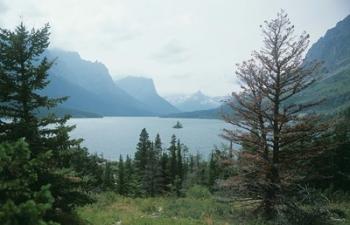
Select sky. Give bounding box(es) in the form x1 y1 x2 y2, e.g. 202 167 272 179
0 0 349 97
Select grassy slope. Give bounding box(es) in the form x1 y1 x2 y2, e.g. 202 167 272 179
77 192 350 225
77 192 256 225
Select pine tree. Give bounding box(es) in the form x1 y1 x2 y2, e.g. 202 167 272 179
177 140 184 182
168 134 178 184
222 11 326 217
155 133 162 155
102 161 115 190
189 155 195 174
143 142 163 196
124 155 138 196
175 139 185 197
0 140 56 225
331 110 350 190
134 128 152 195
160 151 171 193
134 128 151 173
0 23 91 222
208 151 220 191
117 155 126 195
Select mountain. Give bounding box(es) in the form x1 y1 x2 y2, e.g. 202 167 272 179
166 14 350 119
38 106 102 118
305 15 350 72
162 106 223 119
293 14 350 112
43 49 153 116
115 76 180 115
165 91 221 112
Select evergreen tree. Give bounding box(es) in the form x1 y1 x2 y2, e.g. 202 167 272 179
134 128 152 195
154 133 162 155
124 155 138 196
168 135 178 184
175 140 185 196
332 110 350 190
189 155 195 174
67 149 104 191
102 161 115 190
160 151 171 193
0 23 91 223
134 128 151 174
117 155 126 195
177 140 184 182
143 142 163 196
181 145 190 178
208 150 220 191
222 11 327 217
0 140 56 225
310 107 350 190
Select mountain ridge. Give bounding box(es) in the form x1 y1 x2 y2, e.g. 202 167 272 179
44 49 154 116
165 14 350 119
115 76 180 115
165 91 221 112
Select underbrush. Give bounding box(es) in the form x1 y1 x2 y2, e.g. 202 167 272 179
77 187 350 225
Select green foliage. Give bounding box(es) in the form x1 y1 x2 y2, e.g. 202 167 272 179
102 161 115 191
131 130 189 196
168 134 178 183
306 107 350 191
272 187 344 225
134 128 151 174
208 149 222 191
184 154 209 189
77 192 236 225
143 143 163 196
116 156 126 194
0 22 102 224
185 185 212 200
124 155 139 196
77 191 350 225
0 140 56 225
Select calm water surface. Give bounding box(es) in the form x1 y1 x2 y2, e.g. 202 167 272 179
68 117 230 160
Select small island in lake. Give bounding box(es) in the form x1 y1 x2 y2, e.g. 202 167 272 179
173 121 183 129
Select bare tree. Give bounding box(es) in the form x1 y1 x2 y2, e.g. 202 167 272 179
222 10 327 217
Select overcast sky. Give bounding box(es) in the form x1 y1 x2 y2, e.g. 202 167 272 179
0 0 349 96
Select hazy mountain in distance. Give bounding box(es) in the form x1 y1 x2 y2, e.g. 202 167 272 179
305 14 350 72
165 91 221 112
291 14 350 112
115 76 180 115
43 49 153 116
165 14 350 119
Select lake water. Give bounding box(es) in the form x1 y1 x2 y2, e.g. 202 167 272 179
68 117 230 160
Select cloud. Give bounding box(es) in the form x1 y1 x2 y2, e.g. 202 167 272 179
152 40 190 64
100 27 140 43
0 0 348 96
170 73 191 79
0 0 8 24
0 1 7 13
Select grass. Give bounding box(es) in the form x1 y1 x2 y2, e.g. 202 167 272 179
77 191 350 225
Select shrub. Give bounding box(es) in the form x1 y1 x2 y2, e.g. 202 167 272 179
186 185 212 200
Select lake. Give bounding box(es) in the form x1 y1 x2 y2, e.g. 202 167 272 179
68 117 230 160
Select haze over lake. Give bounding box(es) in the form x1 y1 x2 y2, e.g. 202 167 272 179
68 117 229 160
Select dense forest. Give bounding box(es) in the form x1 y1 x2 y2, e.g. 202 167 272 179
0 11 350 225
